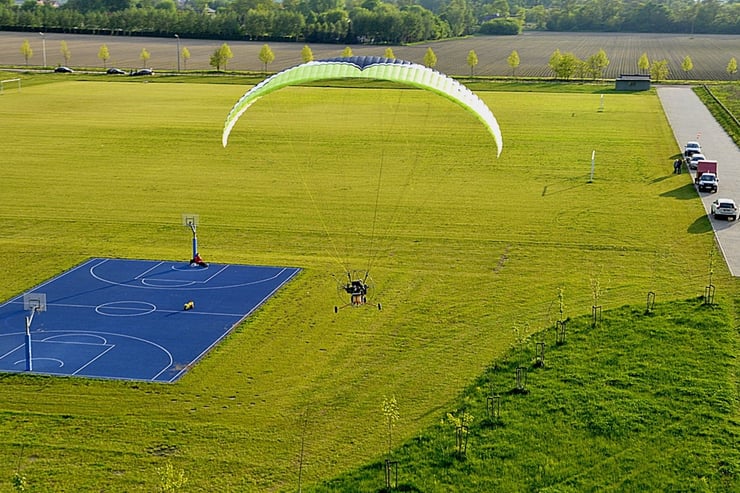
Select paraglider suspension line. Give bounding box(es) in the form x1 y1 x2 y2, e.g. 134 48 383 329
365 149 385 275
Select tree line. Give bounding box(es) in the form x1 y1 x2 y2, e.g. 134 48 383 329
22 31 737 81
1 0 737 45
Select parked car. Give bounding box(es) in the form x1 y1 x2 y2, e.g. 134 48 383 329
711 198 738 221
684 141 702 158
54 66 73 73
130 68 154 76
697 172 719 193
106 68 126 75
688 153 706 170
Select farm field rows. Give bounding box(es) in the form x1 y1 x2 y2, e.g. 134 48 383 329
1 30 739 80
0 77 736 490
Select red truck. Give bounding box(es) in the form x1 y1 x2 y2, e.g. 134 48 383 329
695 160 719 193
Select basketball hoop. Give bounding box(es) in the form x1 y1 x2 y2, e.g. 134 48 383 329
182 213 200 262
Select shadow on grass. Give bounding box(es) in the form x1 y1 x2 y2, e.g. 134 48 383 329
660 183 699 200
687 215 713 234
541 177 591 196
378 485 423 492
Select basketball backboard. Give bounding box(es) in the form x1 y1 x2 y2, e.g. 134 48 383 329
23 293 46 312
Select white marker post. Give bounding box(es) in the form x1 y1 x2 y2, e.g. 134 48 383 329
589 150 596 183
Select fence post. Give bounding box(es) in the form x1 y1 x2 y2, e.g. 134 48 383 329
555 319 566 345
516 366 527 392
384 459 398 489
592 305 602 327
486 394 501 420
646 291 656 313
535 342 545 367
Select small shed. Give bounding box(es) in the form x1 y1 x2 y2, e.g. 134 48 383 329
615 74 651 91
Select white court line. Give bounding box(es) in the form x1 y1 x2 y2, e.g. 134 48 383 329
42 334 109 344
0 344 24 360
168 267 301 382
0 258 99 310
73 344 117 376
8 299 245 318
89 262 300 290
134 261 164 280
203 264 229 283
1 330 174 382
177 309 250 317
89 261 299 291
15 357 64 367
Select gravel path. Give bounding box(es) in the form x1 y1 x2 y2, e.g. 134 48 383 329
658 86 740 275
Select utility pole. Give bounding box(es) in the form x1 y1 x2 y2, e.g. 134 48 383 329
39 32 47 68
175 34 180 72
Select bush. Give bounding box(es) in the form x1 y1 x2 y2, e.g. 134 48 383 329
478 18 522 35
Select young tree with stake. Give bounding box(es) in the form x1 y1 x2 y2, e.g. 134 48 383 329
424 47 437 68
139 48 150 68
60 41 71 66
638 52 649 74
650 60 669 81
301 45 313 63
507 50 520 77
548 49 561 78
382 396 399 457
182 47 190 70
20 40 32 66
587 48 609 80
98 44 110 68
726 57 736 79
259 44 274 72
211 43 234 71
467 49 478 76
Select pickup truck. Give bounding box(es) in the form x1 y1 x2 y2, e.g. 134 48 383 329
695 160 718 193
697 172 719 193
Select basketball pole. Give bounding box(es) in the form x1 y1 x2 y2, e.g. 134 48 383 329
24 307 38 372
189 221 198 259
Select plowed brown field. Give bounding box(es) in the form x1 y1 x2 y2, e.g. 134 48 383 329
1 30 738 80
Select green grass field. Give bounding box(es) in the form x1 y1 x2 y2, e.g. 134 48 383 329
315 299 739 492
0 77 736 491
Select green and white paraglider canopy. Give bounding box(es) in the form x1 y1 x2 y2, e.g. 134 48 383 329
222 56 503 157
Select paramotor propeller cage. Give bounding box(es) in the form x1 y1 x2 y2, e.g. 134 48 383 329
334 271 382 313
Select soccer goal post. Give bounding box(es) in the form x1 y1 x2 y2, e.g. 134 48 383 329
0 78 21 94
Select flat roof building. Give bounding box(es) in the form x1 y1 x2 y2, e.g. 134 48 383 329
615 74 651 91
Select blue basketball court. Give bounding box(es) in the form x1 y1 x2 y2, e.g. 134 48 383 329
0 258 300 383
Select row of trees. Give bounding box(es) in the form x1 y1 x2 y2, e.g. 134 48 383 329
541 0 739 34
0 0 517 44
2 0 737 46
21 34 738 81
545 48 738 82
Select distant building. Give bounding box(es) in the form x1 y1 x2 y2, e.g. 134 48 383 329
16 0 62 5
615 74 651 91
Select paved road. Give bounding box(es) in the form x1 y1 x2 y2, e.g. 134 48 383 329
658 86 740 275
